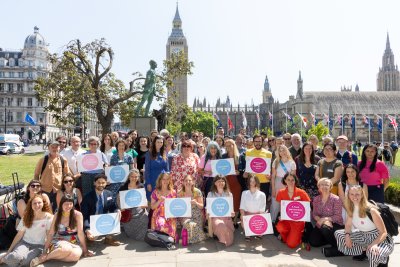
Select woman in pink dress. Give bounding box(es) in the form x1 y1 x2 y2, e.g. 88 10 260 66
207 175 235 246
171 140 200 191
150 172 177 238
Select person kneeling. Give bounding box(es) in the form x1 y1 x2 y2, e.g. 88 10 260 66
275 173 311 248
81 174 122 246
30 195 93 266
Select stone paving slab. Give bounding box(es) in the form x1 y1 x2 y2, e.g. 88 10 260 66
24 229 397 267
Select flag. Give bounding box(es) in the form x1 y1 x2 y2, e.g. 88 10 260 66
388 115 398 131
336 114 342 126
310 112 316 125
296 112 307 127
213 112 222 128
375 115 383 133
363 115 372 130
227 112 234 131
351 115 356 134
24 113 37 126
268 111 273 126
323 113 329 125
255 111 260 129
241 111 247 129
283 112 293 123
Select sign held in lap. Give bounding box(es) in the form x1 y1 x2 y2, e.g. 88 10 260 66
280 200 310 222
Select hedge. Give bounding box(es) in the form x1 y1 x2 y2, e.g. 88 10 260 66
385 183 400 206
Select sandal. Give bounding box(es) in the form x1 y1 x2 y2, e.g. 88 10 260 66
30 257 41 267
245 237 251 242
254 235 262 240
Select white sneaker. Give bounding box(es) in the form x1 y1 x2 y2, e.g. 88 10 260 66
0 252 7 264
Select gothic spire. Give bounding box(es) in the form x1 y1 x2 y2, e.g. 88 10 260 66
298 71 302 82
386 32 390 51
169 2 185 38
264 75 270 92
174 2 182 23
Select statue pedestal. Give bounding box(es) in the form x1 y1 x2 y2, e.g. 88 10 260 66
130 117 158 135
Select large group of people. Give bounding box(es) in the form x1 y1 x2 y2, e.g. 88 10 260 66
0 128 396 267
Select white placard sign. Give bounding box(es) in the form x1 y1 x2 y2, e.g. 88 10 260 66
90 213 120 236
165 197 192 219
280 200 311 222
77 153 103 172
211 158 236 176
105 165 129 183
206 197 233 217
119 188 147 209
245 156 271 175
243 213 274 236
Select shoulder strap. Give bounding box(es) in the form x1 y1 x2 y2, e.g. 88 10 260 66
40 155 49 177
60 156 65 174
319 159 324 178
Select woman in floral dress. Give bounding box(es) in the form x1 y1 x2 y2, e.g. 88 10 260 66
178 175 207 243
150 172 177 238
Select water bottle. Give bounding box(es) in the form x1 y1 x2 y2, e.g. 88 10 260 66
182 228 188 247
175 232 180 244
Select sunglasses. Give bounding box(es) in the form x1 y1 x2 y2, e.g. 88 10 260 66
192 135 198 138
58 141 67 144
30 184 41 188
283 138 291 140
89 143 98 146
63 180 74 184
182 145 191 148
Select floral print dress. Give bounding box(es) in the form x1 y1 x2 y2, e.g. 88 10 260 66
151 189 177 238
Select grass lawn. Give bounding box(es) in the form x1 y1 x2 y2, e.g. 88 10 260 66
0 152 42 186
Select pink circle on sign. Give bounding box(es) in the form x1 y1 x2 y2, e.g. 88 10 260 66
250 158 267 173
249 215 268 235
285 201 306 220
82 154 99 170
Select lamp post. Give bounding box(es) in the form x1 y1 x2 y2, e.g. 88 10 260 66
4 106 6 133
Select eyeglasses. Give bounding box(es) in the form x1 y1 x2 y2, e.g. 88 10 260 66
284 138 291 140
192 135 198 138
30 184 41 188
63 180 74 184
89 143 98 146
182 145 191 148
58 141 67 144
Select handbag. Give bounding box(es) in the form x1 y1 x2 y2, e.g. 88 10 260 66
120 209 132 223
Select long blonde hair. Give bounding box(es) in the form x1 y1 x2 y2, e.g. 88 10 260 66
274 145 293 169
345 186 376 218
225 139 239 165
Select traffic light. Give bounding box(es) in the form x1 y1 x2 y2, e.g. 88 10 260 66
40 125 45 133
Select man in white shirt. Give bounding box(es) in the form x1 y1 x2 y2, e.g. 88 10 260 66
62 136 85 187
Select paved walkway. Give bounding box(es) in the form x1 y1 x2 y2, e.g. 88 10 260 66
36 229 399 267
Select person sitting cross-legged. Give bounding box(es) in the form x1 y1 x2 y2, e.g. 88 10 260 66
81 174 122 246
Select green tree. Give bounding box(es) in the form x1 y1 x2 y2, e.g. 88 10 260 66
181 110 217 137
305 122 329 141
35 39 193 133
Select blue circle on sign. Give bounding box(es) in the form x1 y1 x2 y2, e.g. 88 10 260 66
170 198 187 217
95 214 115 235
211 198 229 216
110 166 126 182
125 190 142 207
215 159 232 175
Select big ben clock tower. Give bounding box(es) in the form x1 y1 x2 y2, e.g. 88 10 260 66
166 4 188 106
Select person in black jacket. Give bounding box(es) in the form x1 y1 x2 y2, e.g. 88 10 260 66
81 174 121 246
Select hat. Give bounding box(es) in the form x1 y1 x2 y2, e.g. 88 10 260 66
336 135 348 141
49 141 60 146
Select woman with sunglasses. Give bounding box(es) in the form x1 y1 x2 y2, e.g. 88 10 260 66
56 174 83 211
30 195 93 266
17 180 52 220
0 195 53 266
171 140 200 191
196 142 206 158
117 169 148 241
81 136 109 196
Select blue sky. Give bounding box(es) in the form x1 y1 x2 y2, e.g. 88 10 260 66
1 0 399 107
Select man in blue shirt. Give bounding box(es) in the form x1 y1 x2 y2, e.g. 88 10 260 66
335 135 358 167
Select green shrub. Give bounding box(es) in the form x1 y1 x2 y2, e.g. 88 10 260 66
385 183 400 206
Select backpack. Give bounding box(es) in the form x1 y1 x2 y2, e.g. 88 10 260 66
144 229 175 250
40 155 65 178
367 200 399 237
382 150 391 162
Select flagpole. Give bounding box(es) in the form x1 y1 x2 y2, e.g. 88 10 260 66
271 105 274 136
285 103 288 132
381 113 384 145
300 104 303 138
368 115 371 144
213 109 215 140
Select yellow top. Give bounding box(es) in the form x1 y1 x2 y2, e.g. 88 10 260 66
245 148 272 183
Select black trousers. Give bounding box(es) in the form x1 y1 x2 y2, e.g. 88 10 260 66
309 223 343 247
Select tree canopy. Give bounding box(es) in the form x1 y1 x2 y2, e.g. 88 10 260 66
35 38 193 133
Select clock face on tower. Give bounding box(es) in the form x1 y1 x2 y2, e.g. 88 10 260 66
172 47 182 54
